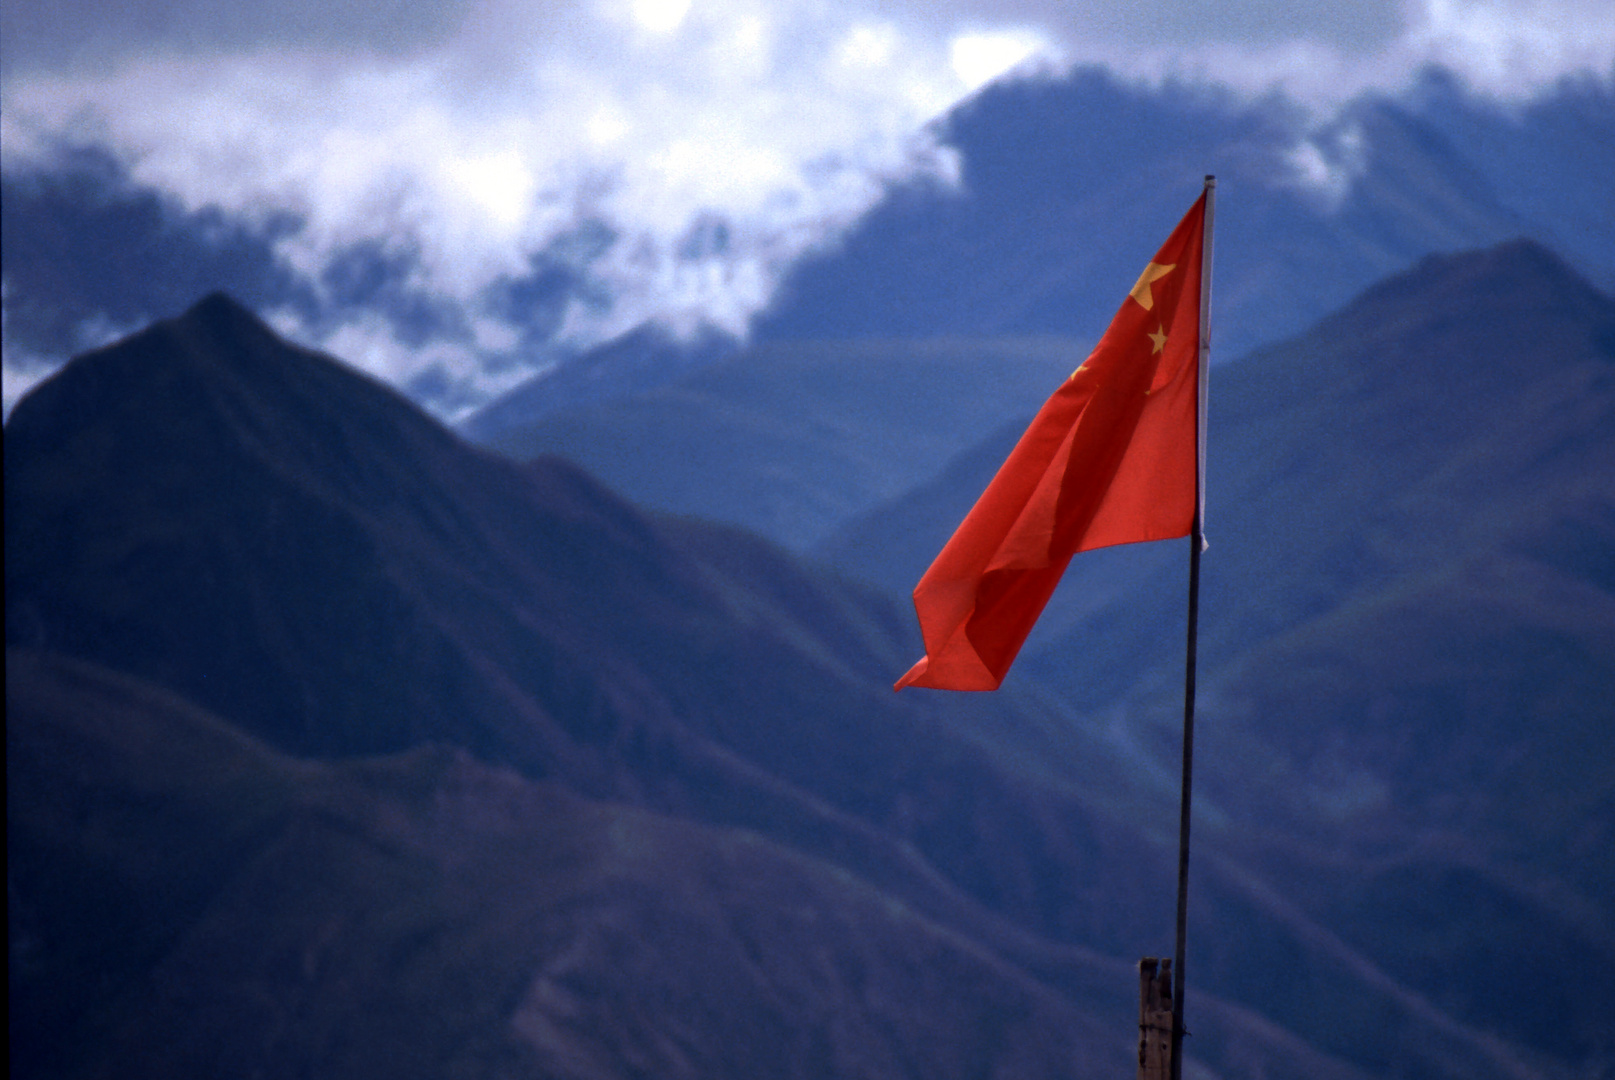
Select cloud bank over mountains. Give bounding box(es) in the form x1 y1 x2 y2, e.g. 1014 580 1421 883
4 0 1613 417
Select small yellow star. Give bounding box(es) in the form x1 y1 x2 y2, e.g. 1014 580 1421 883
1147 325 1168 353
1129 262 1177 311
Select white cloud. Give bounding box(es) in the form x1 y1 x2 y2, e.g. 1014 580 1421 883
1405 0 1615 95
630 0 694 35
1281 121 1369 210
1 360 51 420
2 0 1611 413
888 0 1614 105
2 328 55 417
2 0 993 413
264 304 533 422
950 29 1052 91
3 278 137 418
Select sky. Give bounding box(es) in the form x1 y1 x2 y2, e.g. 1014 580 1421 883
4 0 1614 417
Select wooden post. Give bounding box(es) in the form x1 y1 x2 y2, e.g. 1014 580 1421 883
1137 957 1174 1080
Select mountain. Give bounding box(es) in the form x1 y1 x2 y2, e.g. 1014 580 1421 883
827 239 1615 1065
462 70 1614 551
9 649 1118 1080
1400 69 1615 295
755 66 1614 357
472 336 1085 550
6 292 1579 1079
458 321 740 442
7 294 1074 927
824 239 1615 684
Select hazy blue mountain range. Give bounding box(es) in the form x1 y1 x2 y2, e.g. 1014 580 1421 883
462 70 1615 554
754 67 1615 352
883 239 1615 1068
474 336 1088 550
459 67 1615 454
9 289 1602 1078
6 65 1611 424
546 233 1615 1071
459 321 741 439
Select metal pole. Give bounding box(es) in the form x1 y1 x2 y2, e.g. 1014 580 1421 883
1169 174 1215 1080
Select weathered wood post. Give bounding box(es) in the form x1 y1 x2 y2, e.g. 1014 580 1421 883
1137 957 1173 1080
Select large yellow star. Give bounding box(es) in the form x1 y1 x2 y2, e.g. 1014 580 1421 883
1148 325 1168 353
1129 262 1176 311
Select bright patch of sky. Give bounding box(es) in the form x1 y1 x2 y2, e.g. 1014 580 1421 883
2 0 1611 416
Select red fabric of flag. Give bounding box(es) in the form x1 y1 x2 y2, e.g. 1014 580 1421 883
896 193 1207 691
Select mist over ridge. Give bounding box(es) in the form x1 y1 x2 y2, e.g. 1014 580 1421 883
6 34 1613 418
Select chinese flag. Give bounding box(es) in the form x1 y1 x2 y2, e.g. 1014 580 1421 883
896 192 1208 691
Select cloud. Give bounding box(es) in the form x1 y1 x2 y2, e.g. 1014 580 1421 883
2 329 55 421
3 278 139 419
0 0 464 74
894 0 1614 103
2 1 998 413
2 0 1611 416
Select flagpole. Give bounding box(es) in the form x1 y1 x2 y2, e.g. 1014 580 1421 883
1170 174 1214 1080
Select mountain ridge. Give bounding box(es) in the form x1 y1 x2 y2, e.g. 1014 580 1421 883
8 280 1609 1078
8 647 1131 1080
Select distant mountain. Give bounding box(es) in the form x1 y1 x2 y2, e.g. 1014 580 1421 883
473 336 1086 550
826 239 1615 1065
1400 69 1615 295
463 70 1613 549
458 321 739 442
6 293 1571 1079
755 67 1613 357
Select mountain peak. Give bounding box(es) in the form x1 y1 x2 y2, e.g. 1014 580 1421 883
4 290 471 493
1384 237 1597 303
183 289 269 331
1260 237 1615 395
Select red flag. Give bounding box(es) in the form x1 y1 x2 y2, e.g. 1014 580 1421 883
896 192 1208 691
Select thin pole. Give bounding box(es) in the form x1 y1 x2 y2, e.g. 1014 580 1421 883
1170 174 1215 1080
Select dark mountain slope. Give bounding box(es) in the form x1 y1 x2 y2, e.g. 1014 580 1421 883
820 239 1615 1068
6 292 1586 1079
7 296 1072 943
826 239 1615 689
7 649 1121 1080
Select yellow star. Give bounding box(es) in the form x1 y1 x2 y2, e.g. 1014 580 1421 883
1147 325 1168 353
1129 262 1176 311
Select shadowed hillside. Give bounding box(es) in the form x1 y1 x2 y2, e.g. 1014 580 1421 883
826 239 1615 1067
7 288 1605 1079
8 649 1123 1080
